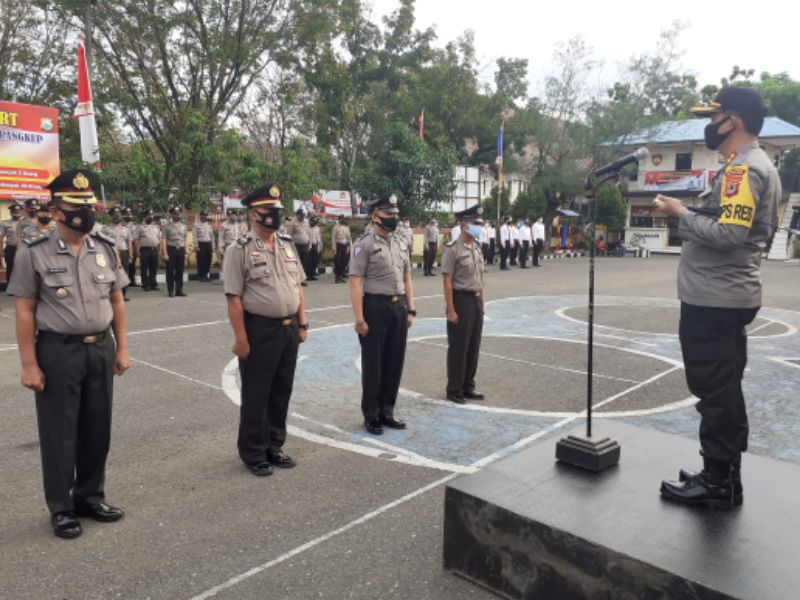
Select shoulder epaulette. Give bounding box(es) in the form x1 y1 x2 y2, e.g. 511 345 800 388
92 230 116 247
278 233 292 241
23 232 51 247
445 239 456 247
236 233 251 246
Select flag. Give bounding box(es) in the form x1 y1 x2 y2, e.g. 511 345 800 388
73 36 100 165
418 109 424 140
495 121 504 165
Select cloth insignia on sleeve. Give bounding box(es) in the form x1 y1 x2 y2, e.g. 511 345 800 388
353 244 362 257
718 164 755 228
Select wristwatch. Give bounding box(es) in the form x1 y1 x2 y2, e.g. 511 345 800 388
408 309 417 317
298 323 309 331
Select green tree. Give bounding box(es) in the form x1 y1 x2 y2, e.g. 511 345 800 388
594 186 626 230
510 185 546 220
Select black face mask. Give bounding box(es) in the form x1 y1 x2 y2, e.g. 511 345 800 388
11 214 20 221
112 217 121 224
38 216 52 225
172 217 181 222
123 217 132 222
374 215 398 233
144 217 153 224
704 116 732 151
254 209 282 230
27 210 36 218
59 206 96 234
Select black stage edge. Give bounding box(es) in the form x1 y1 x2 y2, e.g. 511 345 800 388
443 421 800 600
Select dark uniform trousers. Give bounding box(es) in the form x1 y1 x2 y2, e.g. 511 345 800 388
197 242 213 279
139 246 158 290
307 246 320 280
128 252 137 285
510 241 519 266
481 242 489 264
35 331 114 515
359 294 408 422
500 242 509 270
166 245 185 294
118 250 130 296
334 244 349 279
238 313 299 465
679 302 758 464
424 242 437 275
520 240 530 267
4 245 17 286
487 239 495 264
533 240 543 266
447 291 483 395
294 243 310 278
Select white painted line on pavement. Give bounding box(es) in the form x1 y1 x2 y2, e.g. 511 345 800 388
128 320 229 336
131 357 223 391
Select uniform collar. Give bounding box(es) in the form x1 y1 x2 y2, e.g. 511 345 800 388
86 236 96 252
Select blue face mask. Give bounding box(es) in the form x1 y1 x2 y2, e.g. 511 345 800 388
467 224 483 240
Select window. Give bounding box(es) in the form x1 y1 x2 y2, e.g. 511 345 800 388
675 153 692 171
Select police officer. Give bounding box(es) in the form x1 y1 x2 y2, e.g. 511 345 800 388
193 210 215 281
655 87 781 510
532 217 545 267
8 169 130 539
442 204 486 403
499 217 511 270
332 216 352 283
1 202 25 286
21 203 56 239
134 208 161 291
20 198 40 231
162 206 187 297
219 208 244 259
223 184 308 476
288 209 311 285
122 207 139 286
398 218 414 263
306 215 323 281
423 217 439 276
349 194 416 435
102 207 133 301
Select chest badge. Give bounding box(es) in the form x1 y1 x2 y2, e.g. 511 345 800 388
55 288 68 299
96 254 107 268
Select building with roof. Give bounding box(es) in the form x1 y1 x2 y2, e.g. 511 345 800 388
612 116 800 251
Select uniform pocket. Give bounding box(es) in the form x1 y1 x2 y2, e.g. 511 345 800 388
247 266 270 280
92 271 117 298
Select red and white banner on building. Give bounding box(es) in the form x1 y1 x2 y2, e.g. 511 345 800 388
643 170 714 192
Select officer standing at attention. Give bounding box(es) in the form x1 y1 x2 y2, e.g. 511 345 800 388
134 208 161 291
399 218 414 263
8 169 130 539
655 87 781 510
331 215 352 284
193 210 216 281
22 204 56 239
532 216 545 267
423 217 439 276
162 206 188 297
499 217 511 270
287 209 311 285
122 207 139 286
102 207 132 301
442 204 486 404
349 194 416 435
1 202 24 286
219 208 244 259
306 215 323 281
20 198 40 232
223 184 308 476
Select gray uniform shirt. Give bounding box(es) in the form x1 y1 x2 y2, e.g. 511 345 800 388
8 232 129 334
22 223 56 240
1 219 22 247
441 238 485 292
349 232 410 295
219 220 244 252
424 224 439 244
223 233 306 318
308 226 323 252
136 222 161 248
102 223 131 251
677 141 781 309
163 222 187 248
332 223 351 246
193 221 215 248
289 220 311 245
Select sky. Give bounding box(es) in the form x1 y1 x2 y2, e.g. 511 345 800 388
368 0 798 96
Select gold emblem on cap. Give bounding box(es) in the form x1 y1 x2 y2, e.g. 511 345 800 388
73 173 90 190
96 254 107 267
270 185 281 198
55 288 68 299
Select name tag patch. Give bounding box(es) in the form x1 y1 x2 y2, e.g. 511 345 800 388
47 267 67 274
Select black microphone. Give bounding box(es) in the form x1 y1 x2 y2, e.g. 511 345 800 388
593 148 650 178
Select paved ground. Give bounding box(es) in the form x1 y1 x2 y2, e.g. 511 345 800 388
1 255 798 599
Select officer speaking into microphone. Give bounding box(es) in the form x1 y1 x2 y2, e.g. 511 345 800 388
8 169 130 539
442 204 486 404
223 184 308 477
654 87 781 510
349 194 416 435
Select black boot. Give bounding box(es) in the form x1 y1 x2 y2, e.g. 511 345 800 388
679 459 743 506
661 457 735 510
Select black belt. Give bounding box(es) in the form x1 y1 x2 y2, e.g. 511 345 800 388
244 312 296 326
38 330 108 344
364 293 405 304
453 289 481 297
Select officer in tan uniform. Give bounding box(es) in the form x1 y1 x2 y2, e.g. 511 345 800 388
8 169 130 539
287 209 311 286
331 216 352 283
134 208 161 291
102 207 132 301
442 204 486 403
223 184 308 476
161 206 188 297
122 207 139 286
1 202 24 286
219 208 244 258
306 215 323 281
20 198 40 231
22 204 56 239
349 194 416 435
423 218 439 276
193 210 215 281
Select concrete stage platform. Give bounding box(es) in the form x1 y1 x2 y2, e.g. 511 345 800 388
443 421 800 600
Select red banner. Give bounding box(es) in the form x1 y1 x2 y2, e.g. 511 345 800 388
643 170 709 192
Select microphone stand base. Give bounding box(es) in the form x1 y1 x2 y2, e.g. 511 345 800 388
556 435 621 472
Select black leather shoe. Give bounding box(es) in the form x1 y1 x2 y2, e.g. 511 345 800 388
245 462 273 477
52 512 82 538
680 465 743 506
76 501 125 522
447 393 466 404
168 291 174 297
463 391 485 400
176 291 187 297
151 286 160 292
661 458 735 511
365 419 384 435
266 450 296 469
379 416 407 430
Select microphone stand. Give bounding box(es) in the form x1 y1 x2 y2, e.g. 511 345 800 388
555 171 622 472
